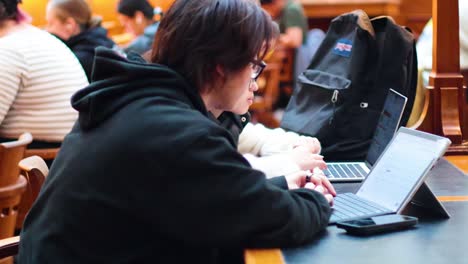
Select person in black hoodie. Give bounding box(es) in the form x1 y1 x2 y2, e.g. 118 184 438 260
18 1 334 263
45 0 116 81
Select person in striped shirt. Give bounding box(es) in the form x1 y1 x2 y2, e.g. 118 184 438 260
0 0 88 148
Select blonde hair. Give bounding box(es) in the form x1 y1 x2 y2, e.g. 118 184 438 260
48 0 101 29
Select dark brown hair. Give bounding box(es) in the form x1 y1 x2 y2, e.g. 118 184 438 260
117 0 154 20
151 0 278 91
0 0 19 22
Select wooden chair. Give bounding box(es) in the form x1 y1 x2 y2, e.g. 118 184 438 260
250 56 283 128
249 50 285 128
23 148 60 161
276 46 296 103
0 133 32 264
15 156 49 230
0 133 33 187
0 156 47 263
0 236 18 259
0 176 26 264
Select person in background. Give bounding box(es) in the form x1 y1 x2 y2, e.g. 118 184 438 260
117 0 159 55
45 0 116 81
260 0 315 106
18 1 334 263
260 0 308 48
0 0 88 148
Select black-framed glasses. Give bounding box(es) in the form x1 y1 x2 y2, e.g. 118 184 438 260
250 60 266 81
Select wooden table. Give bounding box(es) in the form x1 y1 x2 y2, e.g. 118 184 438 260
245 156 468 264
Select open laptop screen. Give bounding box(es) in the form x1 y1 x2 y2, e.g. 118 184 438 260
356 128 451 212
366 89 407 166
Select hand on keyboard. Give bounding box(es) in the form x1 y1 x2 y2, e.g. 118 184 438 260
306 170 336 197
304 183 334 205
289 146 327 171
292 136 321 154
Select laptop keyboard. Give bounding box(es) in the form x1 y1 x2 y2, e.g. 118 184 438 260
324 164 367 180
330 193 391 223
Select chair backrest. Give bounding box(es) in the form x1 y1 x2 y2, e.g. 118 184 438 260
0 133 33 187
15 156 49 230
0 236 19 259
23 148 60 161
0 176 27 240
250 53 284 127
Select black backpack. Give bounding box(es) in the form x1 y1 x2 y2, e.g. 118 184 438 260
280 10 417 161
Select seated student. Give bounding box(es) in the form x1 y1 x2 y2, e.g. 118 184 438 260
260 0 312 104
218 112 325 178
0 0 88 148
117 0 159 55
260 0 308 48
45 0 116 81
18 1 335 263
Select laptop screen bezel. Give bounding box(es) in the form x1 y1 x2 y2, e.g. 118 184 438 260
365 88 408 168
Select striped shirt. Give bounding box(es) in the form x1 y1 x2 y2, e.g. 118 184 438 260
0 25 88 142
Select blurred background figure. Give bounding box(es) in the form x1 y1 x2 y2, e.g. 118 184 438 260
259 0 323 112
0 0 88 148
117 0 159 55
260 0 307 48
46 0 116 81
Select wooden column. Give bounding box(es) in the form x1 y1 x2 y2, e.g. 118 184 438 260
417 0 468 154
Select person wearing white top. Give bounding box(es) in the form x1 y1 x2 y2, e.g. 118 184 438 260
239 122 324 178
0 1 88 147
218 112 325 178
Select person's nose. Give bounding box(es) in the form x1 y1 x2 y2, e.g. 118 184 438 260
250 79 259 92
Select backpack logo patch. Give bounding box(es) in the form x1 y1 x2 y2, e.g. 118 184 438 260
333 39 353 57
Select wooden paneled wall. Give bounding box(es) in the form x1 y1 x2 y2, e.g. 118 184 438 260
22 0 430 37
400 0 432 37
302 0 431 37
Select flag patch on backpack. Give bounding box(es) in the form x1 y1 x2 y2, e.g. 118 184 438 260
333 39 353 57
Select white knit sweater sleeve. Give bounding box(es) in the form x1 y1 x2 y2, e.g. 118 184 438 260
238 123 320 156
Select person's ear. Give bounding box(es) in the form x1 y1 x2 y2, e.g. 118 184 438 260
215 64 226 79
65 17 78 34
214 64 227 87
135 11 144 24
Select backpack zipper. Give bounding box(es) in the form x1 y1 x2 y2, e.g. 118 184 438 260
329 90 339 125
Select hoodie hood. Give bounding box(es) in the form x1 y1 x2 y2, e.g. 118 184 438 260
71 47 206 130
66 26 115 52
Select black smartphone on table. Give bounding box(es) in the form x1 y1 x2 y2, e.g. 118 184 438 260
336 215 418 236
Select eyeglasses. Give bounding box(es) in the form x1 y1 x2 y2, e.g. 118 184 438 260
250 60 266 81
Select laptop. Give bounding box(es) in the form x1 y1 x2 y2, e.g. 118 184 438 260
324 89 408 182
329 127 451 224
